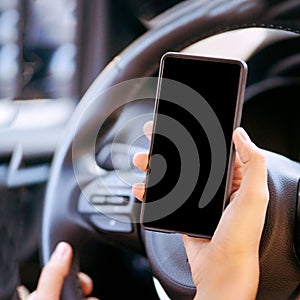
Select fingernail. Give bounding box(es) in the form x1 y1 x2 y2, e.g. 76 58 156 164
17 285 30 299
52 242 70 260
238 128 251 143
133 182 144 190
132 152 141 164
78 272 93 294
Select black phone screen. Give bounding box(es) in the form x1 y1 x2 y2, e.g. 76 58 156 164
141 53 246 237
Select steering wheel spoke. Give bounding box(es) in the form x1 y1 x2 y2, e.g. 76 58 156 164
78 170 140 235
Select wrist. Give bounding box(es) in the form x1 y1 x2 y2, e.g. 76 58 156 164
193 255 259 300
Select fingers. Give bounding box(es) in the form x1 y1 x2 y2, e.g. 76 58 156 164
131 121 152 199
132 183 145 201
28 242 73 300
143 121 153 140
78 272 93 296
132 152 149 171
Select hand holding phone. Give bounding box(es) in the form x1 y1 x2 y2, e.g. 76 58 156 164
133 126 269 300
140 52 247 238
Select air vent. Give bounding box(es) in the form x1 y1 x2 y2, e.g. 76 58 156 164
0 144 49 187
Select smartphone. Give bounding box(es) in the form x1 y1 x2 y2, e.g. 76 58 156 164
140 52 247 238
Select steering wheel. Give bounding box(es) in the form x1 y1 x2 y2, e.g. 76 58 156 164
42 0 300 299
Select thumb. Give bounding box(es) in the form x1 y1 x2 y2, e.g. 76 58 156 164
29 242 73 300
212 128 269 252
232 128 269 206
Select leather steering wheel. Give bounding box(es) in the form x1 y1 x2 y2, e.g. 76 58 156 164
42 0 300 299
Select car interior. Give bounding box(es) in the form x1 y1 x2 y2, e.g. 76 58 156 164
0 0 300 299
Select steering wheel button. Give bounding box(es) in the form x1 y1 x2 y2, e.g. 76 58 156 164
105 196 129 205
91 195 106 204
89 214 132 233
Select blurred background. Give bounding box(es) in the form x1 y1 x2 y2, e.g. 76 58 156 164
0 0 177 102
0 0 78 100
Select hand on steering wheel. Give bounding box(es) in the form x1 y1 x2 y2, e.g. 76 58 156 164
20 242 99 300
132 122 269 300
